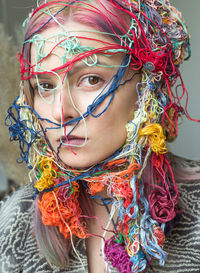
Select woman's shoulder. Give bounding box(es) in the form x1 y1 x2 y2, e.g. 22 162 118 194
168 152 200 168
168 153 200 216
0 182 35 219
168 152 200 182
0 183 82 273
0 183 36 273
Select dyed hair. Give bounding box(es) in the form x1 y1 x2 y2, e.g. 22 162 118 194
22 0 131 79
6 0 196 271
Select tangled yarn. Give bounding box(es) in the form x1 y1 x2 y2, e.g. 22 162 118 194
5 0 196 272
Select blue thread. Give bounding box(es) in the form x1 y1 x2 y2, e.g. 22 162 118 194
130 248 147 272
89 195 113 205
126 175 139 219
5 97 39 168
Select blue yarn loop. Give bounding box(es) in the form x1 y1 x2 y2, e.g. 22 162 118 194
5 97 39 168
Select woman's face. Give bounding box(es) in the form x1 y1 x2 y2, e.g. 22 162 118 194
31 21 139 168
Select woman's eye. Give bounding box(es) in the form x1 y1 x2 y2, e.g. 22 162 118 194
80 75 103 88
87 76 100 85
32 82 55 93
39 83 55 91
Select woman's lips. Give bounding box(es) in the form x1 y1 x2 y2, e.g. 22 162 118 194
58 135 87 146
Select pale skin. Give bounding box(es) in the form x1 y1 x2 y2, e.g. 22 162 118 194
30 20 139 272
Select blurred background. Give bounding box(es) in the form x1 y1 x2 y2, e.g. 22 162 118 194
0 0 199 196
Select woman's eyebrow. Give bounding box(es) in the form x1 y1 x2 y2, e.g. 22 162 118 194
30 74 52 81
66 59 113 76
30 59 115 79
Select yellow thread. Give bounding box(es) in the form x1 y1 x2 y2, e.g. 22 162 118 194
138 123 167 154
34 156 57 191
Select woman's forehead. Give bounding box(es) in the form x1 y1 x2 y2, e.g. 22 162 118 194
30 20 128 73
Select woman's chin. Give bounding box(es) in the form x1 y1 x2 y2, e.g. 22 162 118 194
58 153 98 170
54 142 123 170
57 150 114 170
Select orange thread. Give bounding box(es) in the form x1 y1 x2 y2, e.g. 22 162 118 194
86 161 140 196
38 189 88 239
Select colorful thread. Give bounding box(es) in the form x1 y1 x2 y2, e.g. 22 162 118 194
5 0 197 272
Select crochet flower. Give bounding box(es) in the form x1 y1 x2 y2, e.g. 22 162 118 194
148 188 176 223
104 236 134 273
38 190 87 239
138 123 168 154
34 156 57 191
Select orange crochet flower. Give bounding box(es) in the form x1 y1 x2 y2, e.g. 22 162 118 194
38 190 88 239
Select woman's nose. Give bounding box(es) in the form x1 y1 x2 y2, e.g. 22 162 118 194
51 86 78 124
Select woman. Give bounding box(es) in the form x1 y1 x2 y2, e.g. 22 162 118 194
1 0 200 272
